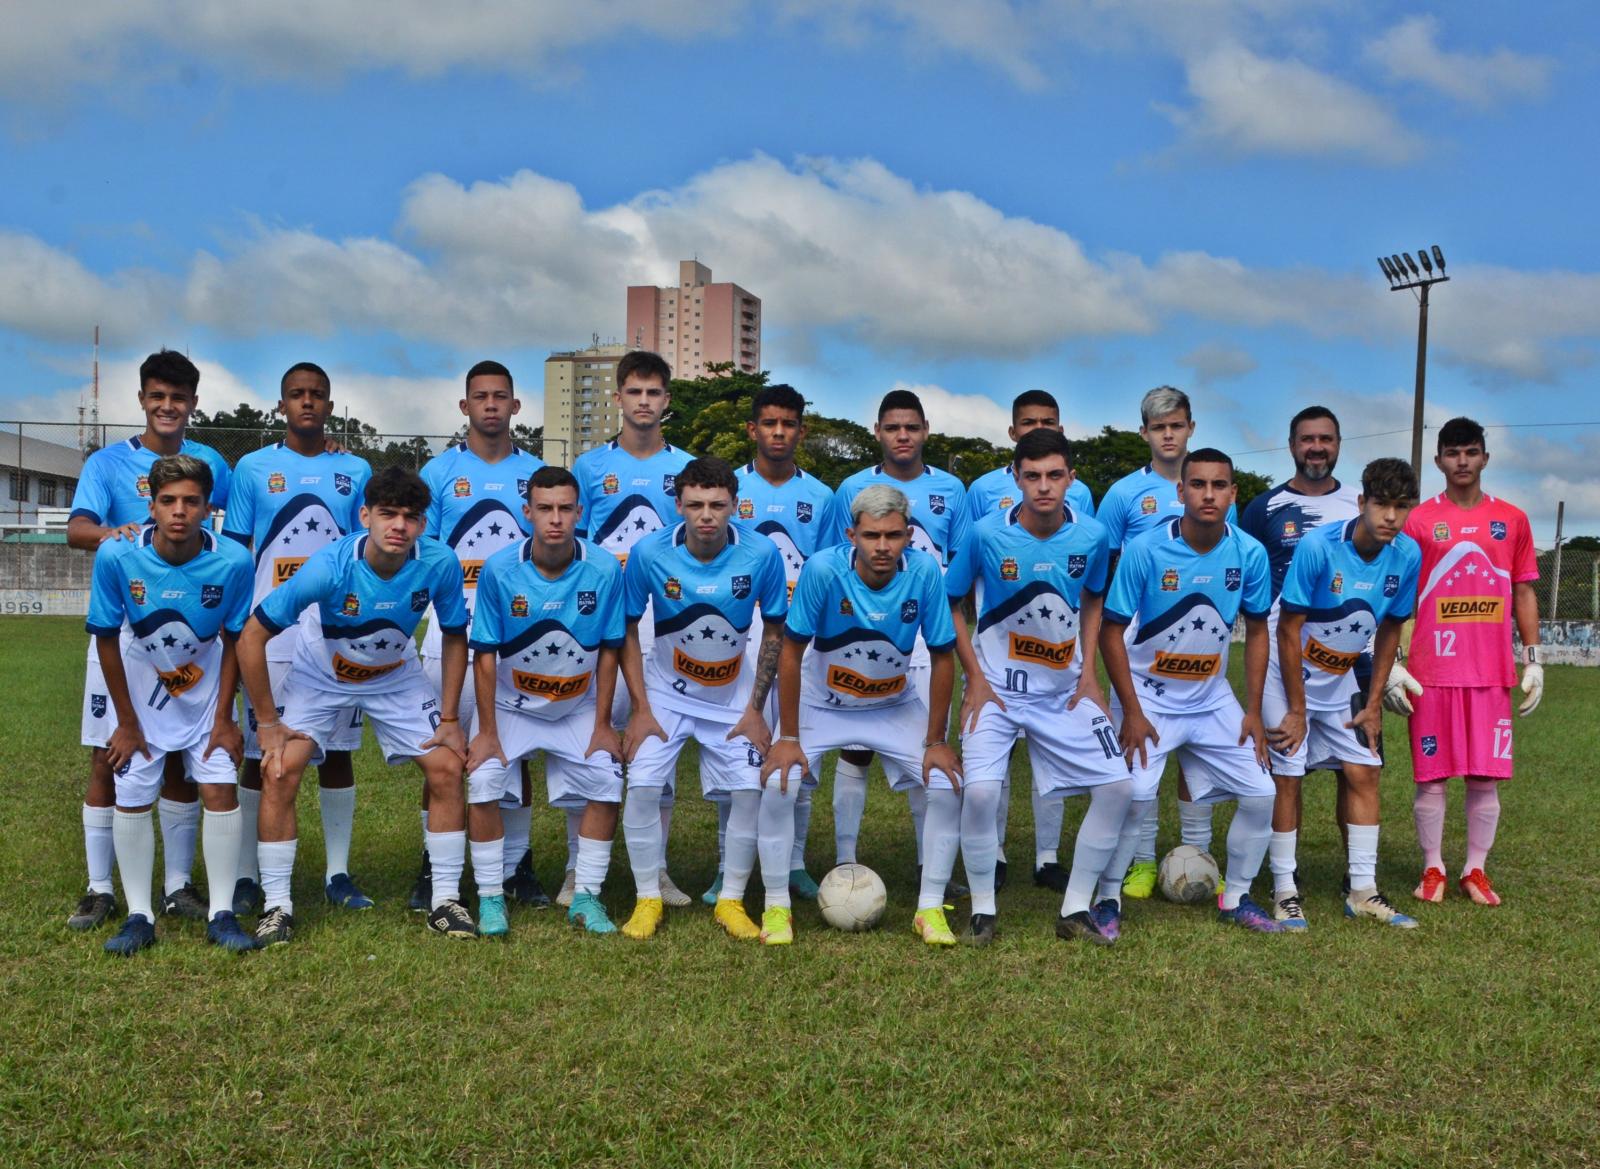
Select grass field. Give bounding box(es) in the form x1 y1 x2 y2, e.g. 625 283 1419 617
3 615 1598 1168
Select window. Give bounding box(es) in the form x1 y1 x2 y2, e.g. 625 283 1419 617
580 376 594 387
9 472 27 502
38 478 56 507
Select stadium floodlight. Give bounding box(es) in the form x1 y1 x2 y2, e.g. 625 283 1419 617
1376 241 1451 476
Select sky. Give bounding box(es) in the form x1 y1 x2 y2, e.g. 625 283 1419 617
1 1 1596 541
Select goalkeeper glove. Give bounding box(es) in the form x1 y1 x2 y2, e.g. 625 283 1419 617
1383 663 1423 716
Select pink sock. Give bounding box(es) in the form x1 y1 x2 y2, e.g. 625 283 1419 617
1463 780 1501 874
1413 782 1447 873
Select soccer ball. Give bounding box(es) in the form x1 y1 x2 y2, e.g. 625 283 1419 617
816 864 887 932
1159 845 1220 904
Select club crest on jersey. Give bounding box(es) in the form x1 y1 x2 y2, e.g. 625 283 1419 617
91 694 107 718
1384 574 1400 597
1491 520 1507 541
1224 568 1241 592
796 501 813 524
1433 522 1450 542
901 599 919 622
334 473 352 496
1068 555 1087 579
267 471 286 494
602 473 620 495
1281 519 1297 537
410 589 428 613
1161 568 1180 592
1330 572 1344 595
662 474 676 494
738 498 755 519
1140 495 1158 516
136 474 152 498
999 495 1014 510
510 594 529 618
928 494 946 516
732 574 751 599
839 598 854 616
1000 557 1019 581
665 577 682 601
577 590 597 615
200 584 223 609
340 593 360 617
1420 735 1438 757
453 477 472 498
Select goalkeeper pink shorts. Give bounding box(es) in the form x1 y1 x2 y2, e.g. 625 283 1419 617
1409 685 1513 783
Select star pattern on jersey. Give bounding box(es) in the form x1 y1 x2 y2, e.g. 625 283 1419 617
304 517 320 532
161 634 177 647
488 522 503 536
841 647 906 668
375 637 390 650
545 641 562 656
700 625 716 640
634 517 647 530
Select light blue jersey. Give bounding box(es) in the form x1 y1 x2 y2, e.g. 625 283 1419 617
734 462 836 597
965 465 1095 524
825 464 970 571
470 539 623 719
624 523 788 721
69 436 232 527
1278 520 1420 710
572 439 694 568
1239 479 1362 600
256 532 467 694
1098 464 1236 550
785 544 957 712
1103 518 1272 715
86 528 253 749
945 504 1110 700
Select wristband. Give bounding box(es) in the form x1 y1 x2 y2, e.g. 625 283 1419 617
777 735 801 744
256 720 281 730
922 737 945 749
439 716 460 724
1524 645 1542 665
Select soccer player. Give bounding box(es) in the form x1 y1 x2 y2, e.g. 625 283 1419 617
825 389 969 884
1099 448 1283 935
765 485 965 946
238 467 473 944
88 455 256 955
465 466 625 936
1264 457 1422 929
66 349 232 930
617 457 788 942
1388 417 1543 906
946 429 1131 946
413 360 546 916
571 350 696 907
223 362 372 917
1096 385 1233 899
963 388 1096 894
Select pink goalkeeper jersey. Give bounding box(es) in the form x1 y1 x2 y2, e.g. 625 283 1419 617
1404 494 1537 689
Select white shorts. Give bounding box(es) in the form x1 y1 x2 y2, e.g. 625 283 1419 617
799 697 957 794
627 706 766 795
1261 687 1381 777
244 658 363 759
468 702 623 807
282 672 444 766
962 696 1128 797
114 738 237 807
81 634 131 748
611 604 655 726
839 661 930 755
1114 697 1274 804
422 653 479 737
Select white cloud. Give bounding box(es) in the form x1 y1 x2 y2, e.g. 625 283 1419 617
1178 341 1257 384
0 231 168 345
1365 17 1553 108
878 381 1013 444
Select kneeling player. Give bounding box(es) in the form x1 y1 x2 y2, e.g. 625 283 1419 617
239 467 473 944
89 455 256 954
618 458 789 942
1100 449 1283 934
466 466 626 936
763 485 965 946
947 429 1131 945
1265 458 1421 928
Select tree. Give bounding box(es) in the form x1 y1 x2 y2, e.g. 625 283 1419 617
661 362 770 453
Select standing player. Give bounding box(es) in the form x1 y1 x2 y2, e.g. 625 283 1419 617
465 466 625 936
1099 449 1283 935
89 455 256 955
765 485 964 946
238 468 473 943
616 458 788 941
412 361 546 915
1389 418 1543 906
825 389 969 884
946 429 1131 946
1265 458 1421 928
223 362 372 916
571 350 695 907
66 350 232 930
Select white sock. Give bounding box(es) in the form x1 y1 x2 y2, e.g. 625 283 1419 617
623 786 664 899
1347 823 1379 889
562 807 582 873
995 775 1010 863
759 782 800 909
959 783 1002 915
720 790 761 902
471 836 505 898
419 808 429 851
1178 798 1213 853
575 834 612 895
1064 780 1133 916
319 784 356 881
259 838 297 914
158 796 200 895
715 798 732 870
907 783 929 867
202 807 242 920
236 786 261 883
1032 785 1063 870
1134 797 1160 864
1220 795 1274 911
426 829 467 909
83 804 115 894
790 785 813 872
1268 830 1299 895
112 808 156 921
917 788 962 910
832 758 870 864
1101 799 1152 903
501 805 533 875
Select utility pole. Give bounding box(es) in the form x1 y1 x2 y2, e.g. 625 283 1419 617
1377 247 1449 478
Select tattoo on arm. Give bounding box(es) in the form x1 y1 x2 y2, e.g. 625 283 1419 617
751 631 782 707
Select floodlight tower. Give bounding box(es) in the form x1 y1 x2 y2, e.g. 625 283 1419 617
1377 246 1449 477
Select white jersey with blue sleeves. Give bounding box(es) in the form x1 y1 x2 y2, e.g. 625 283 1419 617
86 528 254 750
945 504 1110 700
825 464 970 572
1103 519 1272 715
69 436 232 527
785 544 957 712
470 538 623 720
734 463 836 596
1098 465 1236 550
572 440 694 568
965 465 1095 524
